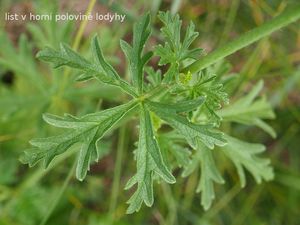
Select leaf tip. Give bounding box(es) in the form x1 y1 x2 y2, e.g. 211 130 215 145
76 172 86 182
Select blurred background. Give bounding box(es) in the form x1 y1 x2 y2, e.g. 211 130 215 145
0 0 300 224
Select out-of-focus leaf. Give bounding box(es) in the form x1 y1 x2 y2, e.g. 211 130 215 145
222 135 274 187
218 80 276 137
183 141 224 210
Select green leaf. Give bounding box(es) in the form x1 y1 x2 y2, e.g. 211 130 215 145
120 13 152 94
125 104 175 214
18 10 284 215
37 37 137 97
158 132 191 169
155 43 176 66
155 11 202 66
149 97 205 114
164 64 180 84
145 67 162 88
191 69 229 124
146 100 227 149
182 141 224 210
218 80 276 137
76 128 99 180
91 35 120 81
222 135 274 187
158 11 181 52
37 43 91 69
0 32 46 93
21 101 137 181
181 22 202 59
171 145 191 168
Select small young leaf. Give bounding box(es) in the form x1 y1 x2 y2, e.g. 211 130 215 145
157 11 182 55
145 67 162 88
155 43 176 66
155 11 202 66
193 71 229 124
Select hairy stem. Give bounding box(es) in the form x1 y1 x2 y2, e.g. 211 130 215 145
182 6 300 74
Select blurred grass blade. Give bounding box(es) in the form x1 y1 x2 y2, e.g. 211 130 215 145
182 6 300 74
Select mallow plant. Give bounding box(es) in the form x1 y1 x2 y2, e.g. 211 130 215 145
21 9 300 213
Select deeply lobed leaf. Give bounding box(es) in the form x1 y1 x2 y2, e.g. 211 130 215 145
120 12 152 94
218 80 276 137
183 141 224 210
21 11 279 213
125 104 175 213
146 100 227 149
21 101 137 181
222 135 274 187
155 11 202 76
37 36 137 97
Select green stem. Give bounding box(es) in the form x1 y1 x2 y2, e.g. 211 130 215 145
182 169 198 210
232 186 263 225
40 160 76 225
72 0 97 51
56 0 97 99
170 0 182 15
182 6 300 74
204 184 241 219
109 125 128 220
2 148 77 217
161 183 178 225
218 0 240 46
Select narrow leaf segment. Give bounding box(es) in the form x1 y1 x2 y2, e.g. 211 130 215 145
125 104 175 213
